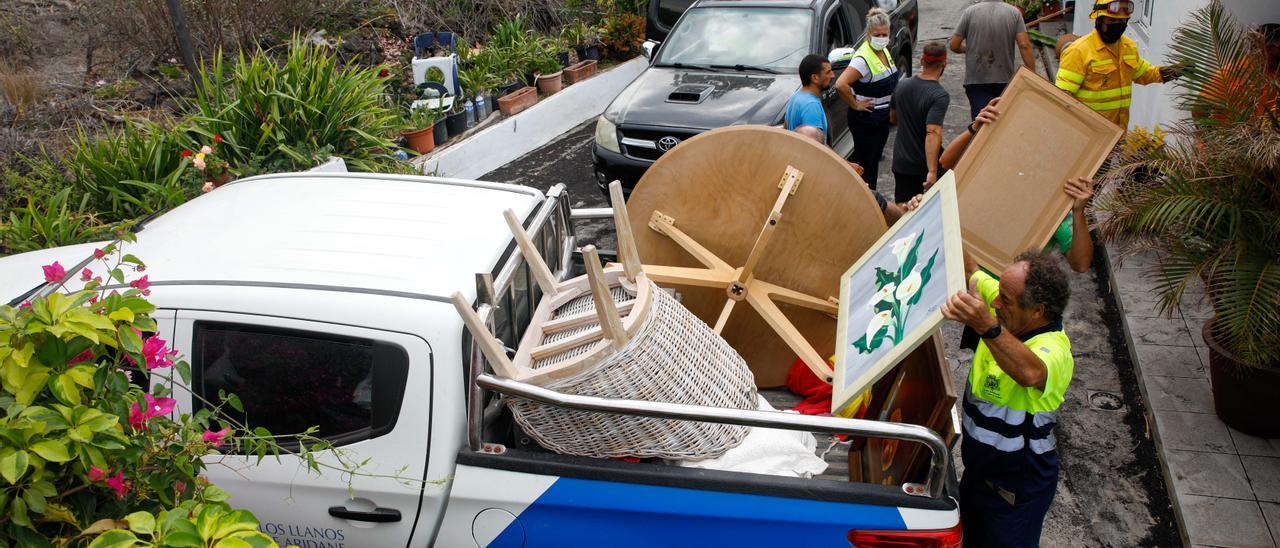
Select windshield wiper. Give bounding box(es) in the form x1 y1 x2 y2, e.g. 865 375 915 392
655 62 722 72
709 64 778 74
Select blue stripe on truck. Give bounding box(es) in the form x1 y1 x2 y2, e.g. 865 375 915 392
489 476 907 547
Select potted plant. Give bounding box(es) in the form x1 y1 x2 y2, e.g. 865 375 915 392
401 105 439 154
601 11 646 60
1006 0 1043 21
431 103 449 145
497 85 538 116
534 50 564 95
572 21 603 62
445 99 469 137
1095 2 1280 437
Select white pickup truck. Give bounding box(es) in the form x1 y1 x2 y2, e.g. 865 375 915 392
0 173 959 547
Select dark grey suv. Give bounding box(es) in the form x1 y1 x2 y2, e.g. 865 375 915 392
593 0 918 198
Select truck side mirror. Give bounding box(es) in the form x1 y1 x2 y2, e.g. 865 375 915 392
642 40 660 62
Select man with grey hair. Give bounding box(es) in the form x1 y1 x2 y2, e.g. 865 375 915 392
941 250 1074 547
950 0 1036 119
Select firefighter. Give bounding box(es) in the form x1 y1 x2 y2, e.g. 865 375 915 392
1055 1 1186 127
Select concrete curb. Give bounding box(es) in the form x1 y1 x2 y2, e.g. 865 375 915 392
414 58 647 179
1098 242 1190 546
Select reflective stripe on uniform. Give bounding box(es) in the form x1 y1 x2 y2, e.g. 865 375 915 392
1084 97 1132 110
1030 432 1057 454
1057 68 1085 84
966 388 1027 426
1074 85 1132 100
963 414 1026 452
1132 59 1151 79
1090 58 1115 67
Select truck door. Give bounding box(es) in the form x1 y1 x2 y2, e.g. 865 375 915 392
169 311 433 547
822 1 857 156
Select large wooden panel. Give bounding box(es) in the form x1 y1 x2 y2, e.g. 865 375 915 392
626 126 887 387
954 68 1123 274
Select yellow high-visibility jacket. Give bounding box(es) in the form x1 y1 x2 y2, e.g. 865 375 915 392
1055 30 1163 128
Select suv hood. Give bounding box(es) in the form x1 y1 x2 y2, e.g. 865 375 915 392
606 67 798 129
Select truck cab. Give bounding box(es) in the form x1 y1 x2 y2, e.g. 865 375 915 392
0 173 959 546
594 0 918 198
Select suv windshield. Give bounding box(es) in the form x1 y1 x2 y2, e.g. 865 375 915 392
655 7 812 73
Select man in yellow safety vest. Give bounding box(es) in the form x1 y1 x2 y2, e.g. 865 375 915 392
1055 1 1186 127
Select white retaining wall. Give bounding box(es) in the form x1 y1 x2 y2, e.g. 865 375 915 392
416 58 647 179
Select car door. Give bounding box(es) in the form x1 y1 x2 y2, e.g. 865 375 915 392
168 311 433 547
822 0 857 154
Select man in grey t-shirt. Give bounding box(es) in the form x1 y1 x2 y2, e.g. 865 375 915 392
949 0 1035 119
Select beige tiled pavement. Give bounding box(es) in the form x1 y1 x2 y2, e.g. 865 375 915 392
1108 247 1280 547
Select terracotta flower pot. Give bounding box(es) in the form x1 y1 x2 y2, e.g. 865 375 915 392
403 125 435 154
564 60 598 84
1203 318 1280 438
536 71 563 95
497 86 537 116
211 169 231 189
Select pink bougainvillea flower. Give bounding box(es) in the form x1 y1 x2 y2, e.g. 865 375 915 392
43 261 66 283
107 471 131 499
88 465 107 482
202 427 231 447
80 268 93 281
141 336 175 370
18 301 31 310
93 248 106 259
69 349 94 365
88 295 99 305
130 275 150 291
128 393 176 429
174 480 186 495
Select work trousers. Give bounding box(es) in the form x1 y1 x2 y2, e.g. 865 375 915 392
848 109 892 190
959 473 1056 548
891 170 928 204
964 83 1008 120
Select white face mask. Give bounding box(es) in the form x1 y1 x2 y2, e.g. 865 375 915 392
870 36 891 50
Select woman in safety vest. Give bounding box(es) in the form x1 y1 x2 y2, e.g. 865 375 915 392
832 8 900 191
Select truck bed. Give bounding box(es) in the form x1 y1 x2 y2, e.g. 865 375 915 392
758 387 851 482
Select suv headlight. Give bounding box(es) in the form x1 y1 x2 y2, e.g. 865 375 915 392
595 116 621 154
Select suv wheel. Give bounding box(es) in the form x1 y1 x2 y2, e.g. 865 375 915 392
896 48 912 77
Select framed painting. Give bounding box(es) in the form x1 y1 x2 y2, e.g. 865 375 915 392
953 67 1123 274
832 173 965 415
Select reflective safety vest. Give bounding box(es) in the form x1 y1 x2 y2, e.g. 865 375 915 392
1055 30 1163 128
962 271 1075 496
834 41 900 117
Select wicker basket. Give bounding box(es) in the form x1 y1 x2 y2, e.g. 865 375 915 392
453 202 758 460
508 277 757 460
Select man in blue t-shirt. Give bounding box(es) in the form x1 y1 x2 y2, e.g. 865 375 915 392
785 54 834 142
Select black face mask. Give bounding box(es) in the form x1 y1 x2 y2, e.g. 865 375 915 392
1096 18 1128 43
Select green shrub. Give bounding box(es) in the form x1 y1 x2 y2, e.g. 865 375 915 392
188 38 405 176
0 152 71 213
69 122 193 223
0 189 112 255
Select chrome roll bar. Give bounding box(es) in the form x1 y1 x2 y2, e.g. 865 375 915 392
475 373 950 499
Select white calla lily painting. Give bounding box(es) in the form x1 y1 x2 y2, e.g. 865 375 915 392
833 173 966 416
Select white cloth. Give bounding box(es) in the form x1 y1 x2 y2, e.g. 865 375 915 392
673 395 829 478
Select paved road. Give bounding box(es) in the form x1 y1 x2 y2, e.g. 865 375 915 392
482 0 1178 544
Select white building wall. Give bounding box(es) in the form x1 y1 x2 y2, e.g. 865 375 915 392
1070 0 1279 131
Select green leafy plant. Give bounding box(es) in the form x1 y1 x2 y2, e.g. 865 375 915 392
0 189 113 255
1095 1 1280 366
852 230 937 354
187 37 404 175
600 11 645 60
404 104 440 131
68 122 192 224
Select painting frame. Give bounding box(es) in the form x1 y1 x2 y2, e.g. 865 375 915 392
832 173 965 415
953 67 1124 274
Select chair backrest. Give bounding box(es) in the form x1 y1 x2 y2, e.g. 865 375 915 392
434 32 457 54
414 33 435 58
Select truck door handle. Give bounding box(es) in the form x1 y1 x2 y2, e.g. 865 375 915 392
328 506 402 523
